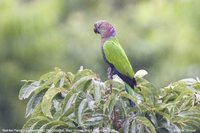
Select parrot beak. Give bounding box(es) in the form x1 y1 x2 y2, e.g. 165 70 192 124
93 24 100 34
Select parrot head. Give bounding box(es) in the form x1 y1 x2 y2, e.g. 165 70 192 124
94 20 116 38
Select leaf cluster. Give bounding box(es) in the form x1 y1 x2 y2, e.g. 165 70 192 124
19 67 200 133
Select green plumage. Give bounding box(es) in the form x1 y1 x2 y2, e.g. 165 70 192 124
94 20 136 107
103 37 135 78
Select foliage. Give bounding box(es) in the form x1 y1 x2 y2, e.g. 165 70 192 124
1 0 200 129
19 67 200 133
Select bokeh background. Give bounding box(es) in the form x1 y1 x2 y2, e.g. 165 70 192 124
0 0 200 129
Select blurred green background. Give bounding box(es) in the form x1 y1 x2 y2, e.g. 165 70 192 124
0 0 200 129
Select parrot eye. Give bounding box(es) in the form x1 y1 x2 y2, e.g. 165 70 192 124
94 24 100 34
96 23 101 29
94 23 100 29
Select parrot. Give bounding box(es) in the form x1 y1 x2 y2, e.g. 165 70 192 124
93 20 136 107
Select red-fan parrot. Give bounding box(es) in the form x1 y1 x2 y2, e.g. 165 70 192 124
93 20 136 107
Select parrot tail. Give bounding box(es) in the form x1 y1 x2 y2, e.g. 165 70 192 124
125 85 135 107
123 76 136 89
112 67 137 89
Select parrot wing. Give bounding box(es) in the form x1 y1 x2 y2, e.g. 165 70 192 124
103 37 134 78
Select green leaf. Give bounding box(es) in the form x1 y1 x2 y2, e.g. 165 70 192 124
40 71 56 82
138 85 155 104
73 69 96 83
103 94 114 114
62 77 92 114
136 116 156 133
135 77 150 86
19 81 40 100
63 93 76 114
70 76 93 92
66 72 74 83
53 99 61 112
148 113 158 127
22 116 49 133
108 95 117 117
194 82 200 90
86 94 96 110
92 79 101 105
47 125 65 133
119 91 138 106
41 88 65 118
104 80 125 92
25 90 46 117
30 104 44 118
39 68 66 89
123 118 130 133
118 99 127 118
161 122 181 133
38 121 67 133
83 116 104 126
46 122 67 133
103 94 117 118
53 71 66 86
62 106 75 118
130 119 136 133
30 119 49 132
74 92 87 124
59 75 65 88
77 98 87 125
62 90 76 114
